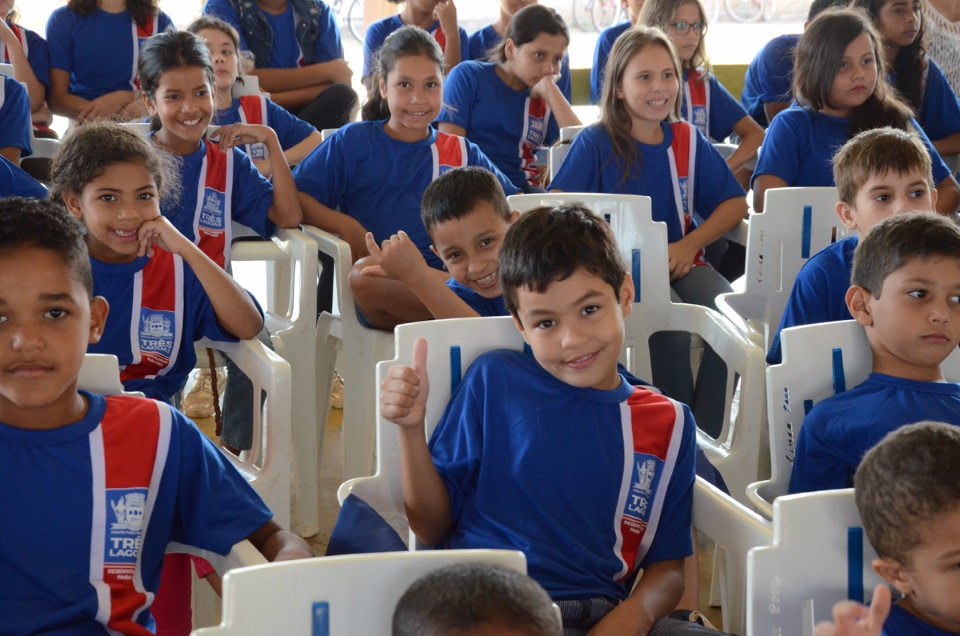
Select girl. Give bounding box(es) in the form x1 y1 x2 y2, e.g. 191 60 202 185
363 0 468 84
438 4 581 193
295 25 519 330
0 0 54 137
752 8 960 213
640 0 765 176
187 16 323 178
549 26 745 436
592 0 652 103
854 0 960 157
45 0 174 123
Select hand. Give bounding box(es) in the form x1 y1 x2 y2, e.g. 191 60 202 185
667 238 701 281
360 231 428 283
0 20 19 46
315 58 353 85
814 586 891 636
587 599 650 636
76 91 136 124
209 123 277 153
434 0 458 34
531 73 559 101
137 215 191 258
381 337 430 430
339 217 370 263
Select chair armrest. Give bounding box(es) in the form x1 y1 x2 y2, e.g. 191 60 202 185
745 480 776 519
694 477 772 555
166 540 268 576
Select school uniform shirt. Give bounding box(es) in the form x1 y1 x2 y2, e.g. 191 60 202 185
292 120 519 269
0 21 51 93
0 392 272 635
590 20 631 104
446 279 507 317
215 94 317 160
46 6 174 101
883 604 955 635
681 70 748 142
549 122 745 245
0 154 47 198
431 348 695 601
202 0 343 69
897 56 960 143
753 106 952 190
740 34 800 127
467 24 572 102
362 14 469 78
0 75 32 157
789 373 960 494
88 250 248 403
438 61 561 191
767 236 858 365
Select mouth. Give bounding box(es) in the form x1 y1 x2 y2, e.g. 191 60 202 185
178 117 207 128
472 269 499 290
8 363 53 378
922 333 952 344
564 351 599 369
111 228 139 242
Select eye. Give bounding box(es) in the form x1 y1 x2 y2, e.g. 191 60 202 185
907 289 928 299
426 81 439 89
165 93 180 100
398 81 410 89
838 61 850 70
638 73 651 81
863 57 875 66
535 319 555 329
872 193 891 202
99 194 117 202
582 305 600 316
909 188 927 198
663 70 675 80
44 308 68 319
480 238 496 248
533 51 544 59
446 250 462 261
138 192 155 200
196 89 209 97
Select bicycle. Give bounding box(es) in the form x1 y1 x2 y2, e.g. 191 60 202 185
329 0 365 43
571 0 627 32
723 0 775 23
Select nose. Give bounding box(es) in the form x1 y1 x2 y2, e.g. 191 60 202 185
560 321 589 350
930 298 951 323
11 321 44 353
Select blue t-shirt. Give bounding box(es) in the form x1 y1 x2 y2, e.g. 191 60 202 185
430 349 696 601
883 603 955 636
767 236 858 365
201 0 343 68
789 373 960 494
0 392 272 635
446 278 507 317
439 60 561 190
740 34 800 127
0 75 32 157
1 21 50 93
293 120 519 269
753 106 952 189
0 154 46 198
215 95 317 156
88 250 247 403
363 14 469 78
46 6 175 101
591 21 631 105
467 24 572 102
549 122 745 244
682 70 749 142
905 56 960 142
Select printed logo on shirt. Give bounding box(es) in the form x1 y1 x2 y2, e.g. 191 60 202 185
678 176 690 216
105 488 147 574
691 106 707 133
621 453 665 533
200 189 226 233
519 97 550 187
249 143 267 160
139 309 175 360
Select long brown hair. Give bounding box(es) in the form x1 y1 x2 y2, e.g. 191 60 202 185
67 0 160 27
638 0 712 76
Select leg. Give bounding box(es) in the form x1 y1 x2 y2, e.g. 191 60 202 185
295 82 359 130
220 327 273 453
649 286 695 407
348 257 433 331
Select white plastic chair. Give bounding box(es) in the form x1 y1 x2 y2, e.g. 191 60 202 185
190 549 528 635
320 128 338 141
547 124 583 180
747 489 887 636
231 74 265 98
716 187 853 351
78 354 143 397
746 319 960 518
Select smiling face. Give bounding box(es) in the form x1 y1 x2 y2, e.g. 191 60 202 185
837 167 937 235
143 65 215 155
379 53 443 142
616 43 680 135
196 27 239 94
823 31 878 117
430 203 518 299
504 32 567 88
512 268 633 391
876 0 921 49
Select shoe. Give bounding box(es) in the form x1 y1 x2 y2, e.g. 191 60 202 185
183 367 227 418
330 371 344 410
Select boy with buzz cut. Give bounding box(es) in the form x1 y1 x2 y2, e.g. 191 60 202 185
789 213 960 494
767 127 938 364
813 421 960 636
0 198 312 634
381 204 698 635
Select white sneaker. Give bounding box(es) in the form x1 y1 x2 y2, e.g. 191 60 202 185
183 367 227 418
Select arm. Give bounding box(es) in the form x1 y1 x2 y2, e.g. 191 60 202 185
252 60 353 94
381 337 455 545
282 130 323 167
438 122 467 137
434 0 462 74
47 68 89 119
587 559 685 636
814 585 891 636
246 519 313 561
532 74 582 129
752 174 788 212
726 115 764 173
0 22 44 110
935 174 960 215
932 133 960 158
299 191 370 262
668 195 747 280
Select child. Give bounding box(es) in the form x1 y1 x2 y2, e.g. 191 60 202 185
590 0 644 104
767 126 938 364
363 0 468 84
187 16 323 178
549 27 744 435
200 0 358 131
0 0 54 137
392 563 562 636
468 0 572 102
0 196 312 635
45 0 173 123
752 8 960 214
639 0 764 176
295 26 518 331
381 204 698 635
789 213 960 494
437 4 580 193
854 0 960 158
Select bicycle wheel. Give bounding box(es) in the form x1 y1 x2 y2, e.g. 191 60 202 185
762 0 776 21
591 0 620 31
704 0 721 24
347 0 365 43
725 0 764 22
571 0 595 31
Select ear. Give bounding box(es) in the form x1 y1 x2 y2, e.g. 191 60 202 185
846 285 874 327
616 80 624 99
511 311 529 341
62 191 84 220
620 274 635 318
429 244 439 259
509 209 521 223
836 200 858 230
872 557 912 597
504 38 517 62
378 75 388 100
931 184 939 207
88 296 109 345
141 91 157 117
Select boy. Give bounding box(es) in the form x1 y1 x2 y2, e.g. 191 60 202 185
0 198 312 634
814 421 960 636
362 166 519 320
381 204 697 635
789 213 960 494
768 127 939 364
392 562 562 636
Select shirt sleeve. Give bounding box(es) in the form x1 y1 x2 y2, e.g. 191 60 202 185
183 261 256 343
467 29 486 61
465 139 521 195
549 126 603 193
910 118 952 184
265 98 316 148
292 130 347 209
753 37 795 103
788 405 855 494
428 377 484 528
362 18 391 78
229 147 276 238
0 78 33 156
692 129 745 220
158 11 175 33
753 110 805 187
707 74 749 142
917 58 960 142
45 8 74 74
26 29 51 93
313 1 344 63
437 62 477 129
591 29 615 105
202 0 248 51
767 260 832 364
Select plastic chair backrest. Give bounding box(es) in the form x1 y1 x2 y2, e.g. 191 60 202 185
0 63 12 77
747 489 886 636
190 549 527 635
78 354 143 396
231 74 262 97
716 187 853 350
320 128 338 141
547 125 584 180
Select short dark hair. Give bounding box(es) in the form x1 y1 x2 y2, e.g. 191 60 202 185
855 421 960 565
420 167 512 239
0 198 92 296
392 563 562 636
807 0 849 22
489 4 569 63
833 127 933 205
501 203 625 318
851 213 960 297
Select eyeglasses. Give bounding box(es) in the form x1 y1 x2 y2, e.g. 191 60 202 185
664 21 705 35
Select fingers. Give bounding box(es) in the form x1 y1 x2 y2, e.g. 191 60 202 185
365 232 381 257
412 337 428 379
868 585 892 626
359 265 386 277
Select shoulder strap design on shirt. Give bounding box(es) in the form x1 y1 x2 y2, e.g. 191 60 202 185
237 94 269 160
432 132 468 179
613 389 686 583
130 14 160 91
120 249 184 384
430 23 447 51
683 70 711 139
0 77 5 109
0 23 27 63
666 121 708 265
88 397 172 635
518 96 551 188
193 139 235 268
